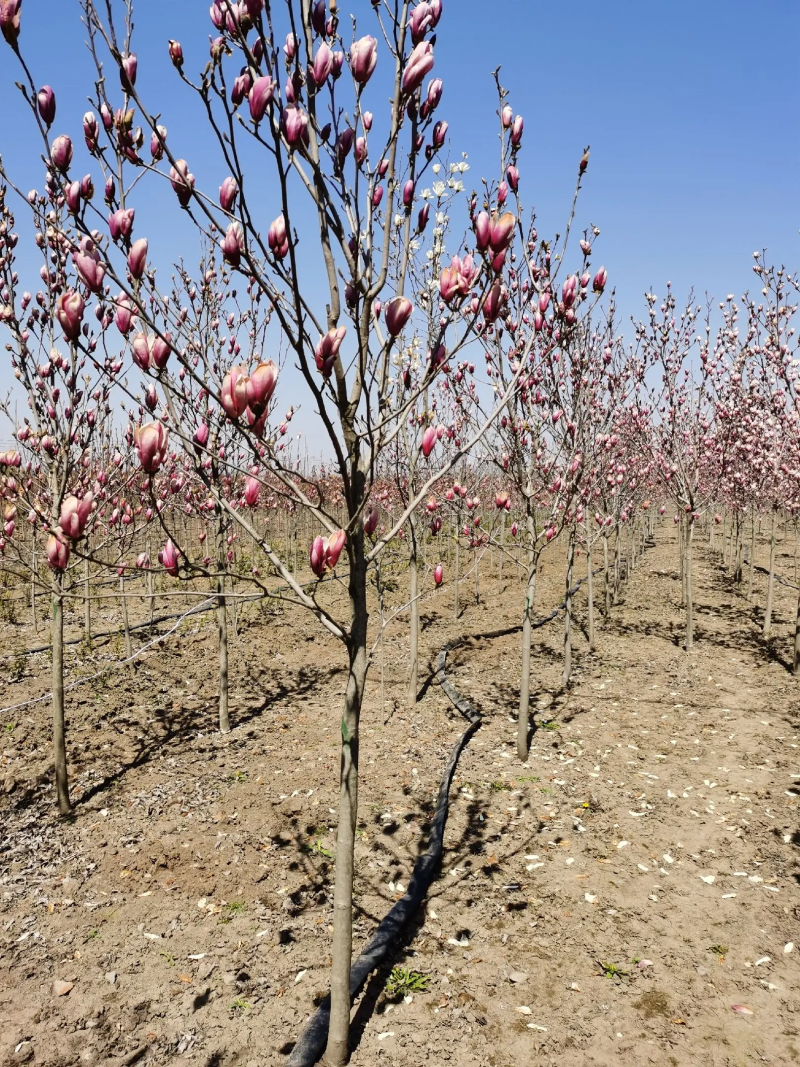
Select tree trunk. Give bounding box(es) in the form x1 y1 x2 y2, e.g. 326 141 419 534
603 534 610 616
685 519 695 650
120 574 132 660
586 527 595 651
453 522 459 620
498 509 506 586
517 557 536 761
217 516 230 734
84 556 91 644
408 523 419 709
794 587 800 675
747 511 756 600
325 545 369 1067
563 532 574 687
51 574 70 815
764 509 777 638
679 516 686 608
30 534 37 633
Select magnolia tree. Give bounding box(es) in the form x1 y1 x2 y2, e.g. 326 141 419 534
1 0 601 1059
0 176 117 814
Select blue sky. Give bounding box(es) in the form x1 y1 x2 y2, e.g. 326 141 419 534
0 0 798 442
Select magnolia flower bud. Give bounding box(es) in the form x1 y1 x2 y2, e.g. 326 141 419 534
168 39 183 69
121 52 138 92
315 326 347 377
311 41 333 85
170 159 195 206
244 476 260 507
268 214 290 259
592 266 607 293
246 359 278 414
326 530 346 569
219 221 244 268
50 134 73 172
221 365 249 419
46 530 70 572
37 85 56 126
310 534 326 577
59 492 93 540
434 563 443 586
248 75 273 123
402 41 434 95
350 36 378 84
384 296 412 337
135 421 168 473
56 290 85 341
364 506 379 536
0 0 21 45
127 238 148 279
421 425 436 458
158 538 179 576
219 176 239 213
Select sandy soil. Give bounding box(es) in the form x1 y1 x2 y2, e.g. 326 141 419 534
1 526 799 1067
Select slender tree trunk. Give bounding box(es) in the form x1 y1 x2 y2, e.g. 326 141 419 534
602 534 610 617
30 534 37 633
408 523 419 709
563 532 574 687
794 588 800 675
453 523 459 620
119 574 132 660
685 519 695 651
517 553 536 761
586 526 595 651
679 516 687 608
83 556 91 644
51 573 70 815
764 509 777 638
216 516 230 734
498 509 506 586
613 525 621 604
325 546 369 1067
748 511 756 600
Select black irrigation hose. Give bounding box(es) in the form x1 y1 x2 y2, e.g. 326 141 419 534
287 642 483 1066
286 554 642 1065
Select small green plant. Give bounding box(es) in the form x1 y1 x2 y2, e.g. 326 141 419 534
598 960 629 979
219 900 247 923
5 720 16 733
709 944 727 957
227 770 248 784
86 928 99 940
110 632 124 658
541 720 560 731
515 776 541 784
9 652 25 682
489 781 510 792
77 635 93 659
159 951 176 966
385 966 430 997
229 997 251 1014
0 589 18 624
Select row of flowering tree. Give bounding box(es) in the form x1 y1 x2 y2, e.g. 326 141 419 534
0 0 608 1060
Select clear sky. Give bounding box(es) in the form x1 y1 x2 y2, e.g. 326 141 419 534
0 0 798 443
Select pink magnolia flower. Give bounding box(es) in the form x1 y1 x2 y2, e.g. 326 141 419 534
56 290 85 341
170 160 195 206
244 476 260 507
421 425 437 458
311 41 333 85
384 296 413 337
158 538 179 576
221 365 249 419
246 359 278 414
46 529 70 572
402 41 434 95
134 421 169 473
268 214 290 259
37 85 56 126
50 134 73 172
59 493 93 540
127 238 148 279
434 563 443 587
326 529 346 569
248 75 273 122
364 507 379 536
219 221 244 268
350 36 378 84
219 176 238 212
0 0 22 45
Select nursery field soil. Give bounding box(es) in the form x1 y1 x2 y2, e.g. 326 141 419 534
1 527 800 1067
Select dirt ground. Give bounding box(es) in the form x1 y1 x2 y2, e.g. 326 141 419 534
1 526 799 1067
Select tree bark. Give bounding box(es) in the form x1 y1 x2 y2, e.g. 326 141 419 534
685 518 695 651
83 556 91 644
408 521 419 709
120 574 132 660
586 526 595 651
763 509 777 638
602 534 610 617
563 532 574 687
51 573 70 815
517 508 537 761
453 522 459 620
324 543 369 1067
216 515 230 734
794 588 800 675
